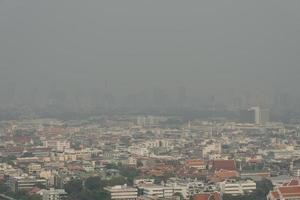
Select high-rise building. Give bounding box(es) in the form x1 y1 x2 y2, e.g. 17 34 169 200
252 107 270 125
260 108 270 125
239 109 255 124
251 106 261 125
240 107 270 124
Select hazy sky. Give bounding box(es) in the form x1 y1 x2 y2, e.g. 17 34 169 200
1 1 300 107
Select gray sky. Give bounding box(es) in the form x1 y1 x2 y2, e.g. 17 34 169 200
1 0 300 109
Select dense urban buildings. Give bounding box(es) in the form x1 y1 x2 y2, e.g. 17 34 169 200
1 0 300 199
0 111 299 199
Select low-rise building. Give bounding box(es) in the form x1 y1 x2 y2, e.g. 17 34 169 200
142 183 188 199
219 179 256 195
27 163 42 175
185 160 206 170
9 175 47 192
104 185 138 200
267 179 300 200
39 188 67 200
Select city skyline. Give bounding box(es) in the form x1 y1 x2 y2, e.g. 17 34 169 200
1 1 300 113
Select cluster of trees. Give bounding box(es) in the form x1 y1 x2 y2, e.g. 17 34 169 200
64 177 125 200
1 155 16 166
65 165 140 200
223 179 273 200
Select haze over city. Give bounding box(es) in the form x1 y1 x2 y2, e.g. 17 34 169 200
2 1 300 200
1 1 300 117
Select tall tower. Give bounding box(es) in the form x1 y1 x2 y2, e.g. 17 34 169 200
251 106 261 125
250 106 270 125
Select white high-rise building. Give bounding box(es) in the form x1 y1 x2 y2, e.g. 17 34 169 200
251 106 261 124
250 106 270 125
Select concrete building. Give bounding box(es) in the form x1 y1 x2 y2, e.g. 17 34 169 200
250 106 270 125
142 183 188 199
27 163 42 175
219 179 256 195
9 175 47 192
104 185 138 200
43 140 70 152
239 109 255 124
41 188 67 200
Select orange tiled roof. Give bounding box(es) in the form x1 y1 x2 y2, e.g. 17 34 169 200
193 192 221 200
212 160 236 171
278 186 300 194
186 160 205 166
270 191 280 199
214 169 239 179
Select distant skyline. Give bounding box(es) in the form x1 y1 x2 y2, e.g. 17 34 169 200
1 1 300 111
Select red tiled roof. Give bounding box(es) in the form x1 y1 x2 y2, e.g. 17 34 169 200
186 160 205 165
214 169 239 179
193 192 221 200
212 160 236 171
268 179 300 200
193 194 209 200
289 179 299 186
278 186 300 194
270 191 280 199
28 187 42 195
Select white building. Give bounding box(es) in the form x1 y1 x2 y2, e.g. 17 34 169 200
250 106 269 125
219 179 256 195
128 146 149 157
40 188 67 200
142 183 188 199
27 163 42 175
104 185 138 200
134 178 155 186
43 140 70 152
145 140 172 149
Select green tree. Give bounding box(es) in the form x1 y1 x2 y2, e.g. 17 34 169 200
0 182 9 193
85 176 103 191
107 177 127 186
137 160 143 168
174 192 184 200
29 194 42 200
65 179 83 194
256 178 273 198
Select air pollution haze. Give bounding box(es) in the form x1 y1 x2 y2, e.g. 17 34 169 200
1 1 300 118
